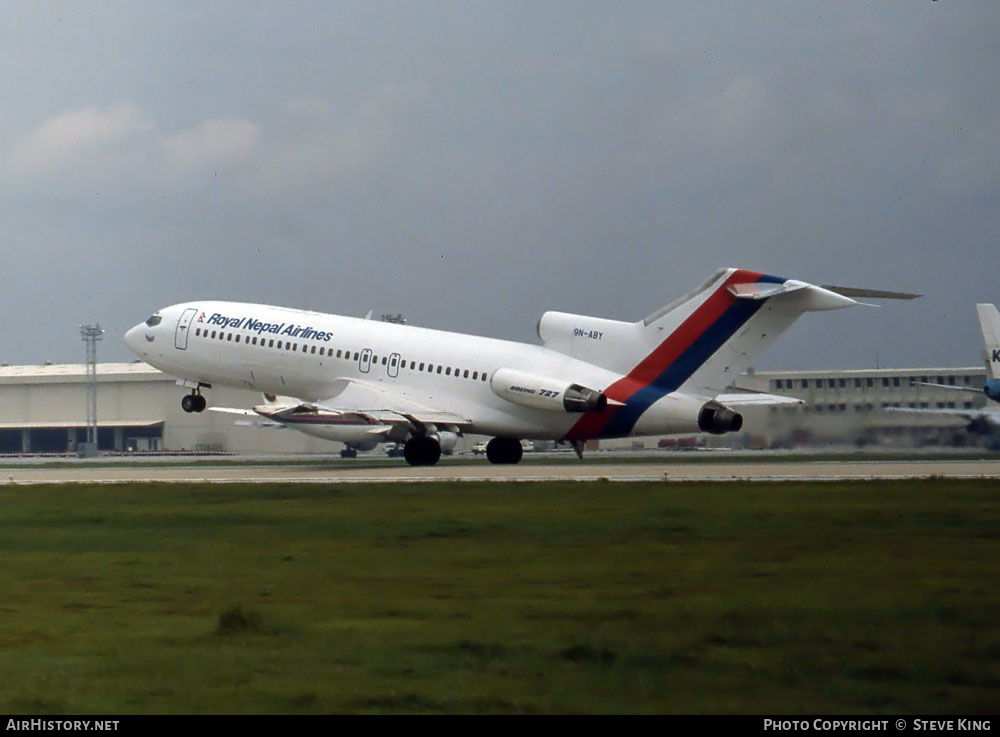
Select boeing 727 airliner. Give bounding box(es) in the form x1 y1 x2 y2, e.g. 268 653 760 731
124 268 915 465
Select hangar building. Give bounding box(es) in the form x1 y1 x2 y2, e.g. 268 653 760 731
0 362 332 454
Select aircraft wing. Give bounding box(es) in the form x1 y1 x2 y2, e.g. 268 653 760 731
207 379 471 444
209 406 259 417
208 406 284 428
909 381 984 395
884 406 1000 429
885 406 977 421
310 377 472 430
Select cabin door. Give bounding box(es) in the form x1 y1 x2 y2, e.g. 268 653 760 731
174 308 198 350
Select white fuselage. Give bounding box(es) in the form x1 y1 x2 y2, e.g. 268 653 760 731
124 300 708 441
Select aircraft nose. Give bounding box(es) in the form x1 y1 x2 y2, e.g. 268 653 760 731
123 323 148 356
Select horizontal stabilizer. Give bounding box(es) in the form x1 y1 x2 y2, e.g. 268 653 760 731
727 282 809 300
730 280 920 309
821 285 921 300
730 279 859 311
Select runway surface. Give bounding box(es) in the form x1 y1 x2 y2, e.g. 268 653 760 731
2 457 999 484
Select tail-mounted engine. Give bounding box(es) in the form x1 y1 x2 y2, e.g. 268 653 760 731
491 368 607 413
698 400 743 434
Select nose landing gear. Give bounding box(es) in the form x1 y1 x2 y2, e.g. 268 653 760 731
181 392 207 413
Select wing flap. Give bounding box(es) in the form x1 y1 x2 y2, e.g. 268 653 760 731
209 378 471 436
311 378 472 430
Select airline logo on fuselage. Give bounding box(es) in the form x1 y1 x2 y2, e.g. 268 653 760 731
200 312 333 342
993 349 1000 362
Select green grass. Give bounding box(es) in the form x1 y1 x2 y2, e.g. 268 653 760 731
0 480 997 713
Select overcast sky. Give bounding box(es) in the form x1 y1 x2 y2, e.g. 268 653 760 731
1 2 997 371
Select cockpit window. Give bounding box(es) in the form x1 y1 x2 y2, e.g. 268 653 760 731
145 314 163 327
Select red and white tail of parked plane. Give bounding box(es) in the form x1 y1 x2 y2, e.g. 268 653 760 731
124 267 917 465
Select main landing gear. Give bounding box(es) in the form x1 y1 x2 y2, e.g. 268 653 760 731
400 436 525 466
485 437 522 465
403 436 442 467
181 392 207 413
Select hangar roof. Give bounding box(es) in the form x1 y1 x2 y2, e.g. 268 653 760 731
0 362 168 385
0 421 164 429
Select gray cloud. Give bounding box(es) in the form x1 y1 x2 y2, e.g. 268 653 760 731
0 2 996 373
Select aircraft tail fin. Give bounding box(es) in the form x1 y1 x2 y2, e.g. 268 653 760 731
540 268 910 398
633 269 868 397
976 304 1000 379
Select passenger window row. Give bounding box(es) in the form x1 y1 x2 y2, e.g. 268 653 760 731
192 327 490 382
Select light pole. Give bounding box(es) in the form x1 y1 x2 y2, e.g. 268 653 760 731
79 324 104 457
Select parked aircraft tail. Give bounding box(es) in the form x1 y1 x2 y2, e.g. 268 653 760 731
977 304 1000 380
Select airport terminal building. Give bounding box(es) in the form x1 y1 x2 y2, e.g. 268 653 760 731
0 362 992 455
0 362 336 455
732 366 992 449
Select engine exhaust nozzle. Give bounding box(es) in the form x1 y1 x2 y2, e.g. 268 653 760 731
698 400 743 435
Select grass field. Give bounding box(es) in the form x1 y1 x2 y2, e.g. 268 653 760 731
0 479 997 714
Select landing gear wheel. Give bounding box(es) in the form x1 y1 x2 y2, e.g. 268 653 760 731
181 393 207 413
340 448 358 459
403 436 442 466
486 437 523 465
